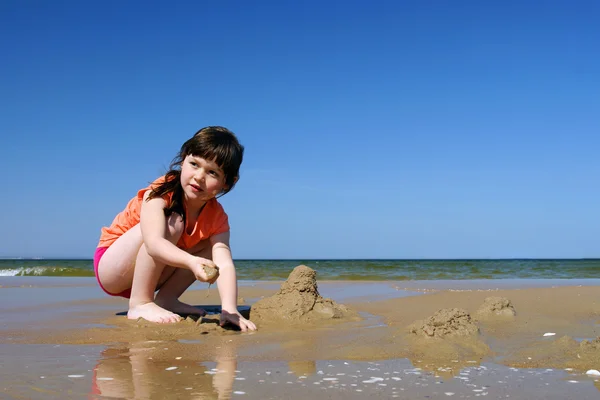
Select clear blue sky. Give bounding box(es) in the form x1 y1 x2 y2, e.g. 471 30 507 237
1 1 598 259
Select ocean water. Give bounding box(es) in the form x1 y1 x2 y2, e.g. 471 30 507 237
0 259 599 280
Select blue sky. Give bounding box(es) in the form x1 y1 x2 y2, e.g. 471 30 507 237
1 1 598 259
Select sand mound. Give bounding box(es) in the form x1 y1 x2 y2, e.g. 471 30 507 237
580 337 600 351
250 265 358 325
506 335 600 370
475 296 516 318
551 335 600 357
407 308 479 338
405 308 488 365
556 335 579 347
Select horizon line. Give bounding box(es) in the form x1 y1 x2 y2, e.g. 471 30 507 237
1 257 599 261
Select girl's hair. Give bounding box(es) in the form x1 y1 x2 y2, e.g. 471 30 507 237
147 126 244 220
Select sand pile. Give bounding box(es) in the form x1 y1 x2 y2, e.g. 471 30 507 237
250 265 358 325
475 296 516 319
404 308 489 366
506 335 600 370
407 308 479 338
580 337 600 351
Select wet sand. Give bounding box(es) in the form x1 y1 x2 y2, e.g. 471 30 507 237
2 276 600 399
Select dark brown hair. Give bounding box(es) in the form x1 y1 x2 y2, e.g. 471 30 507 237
147 126 244 220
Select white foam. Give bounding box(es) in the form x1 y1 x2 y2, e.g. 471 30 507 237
586 370 600 376
0 267 47 276
363 377 384 383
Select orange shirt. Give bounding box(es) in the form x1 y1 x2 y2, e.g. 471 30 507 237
98 177 230 250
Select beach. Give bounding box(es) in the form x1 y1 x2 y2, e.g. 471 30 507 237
3 0 598 398
2 270 600 399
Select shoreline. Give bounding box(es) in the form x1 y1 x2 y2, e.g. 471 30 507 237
4 275 600 286
3 258 600 282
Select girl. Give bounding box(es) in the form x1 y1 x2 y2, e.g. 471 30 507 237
94 126 256 331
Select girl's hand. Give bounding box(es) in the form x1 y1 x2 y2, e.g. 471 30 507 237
220 309 257 332
190 257 219 283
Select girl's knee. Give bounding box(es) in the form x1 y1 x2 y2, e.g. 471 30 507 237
166 213 185 242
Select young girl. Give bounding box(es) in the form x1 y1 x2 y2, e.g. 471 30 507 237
94 126 256 332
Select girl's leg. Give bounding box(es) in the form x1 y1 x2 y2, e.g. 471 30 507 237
155 240 212 316
127 214 186 323
96 224 144 295
97 214 186 323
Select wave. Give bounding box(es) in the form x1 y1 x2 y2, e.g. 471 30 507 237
1 259 599 279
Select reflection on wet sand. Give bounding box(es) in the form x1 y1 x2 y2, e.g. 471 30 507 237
288 360 317 377
91 341 238 399
90 338 324 399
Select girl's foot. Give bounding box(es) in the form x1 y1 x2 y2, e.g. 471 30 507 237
155 298 207 317
127 302 182 323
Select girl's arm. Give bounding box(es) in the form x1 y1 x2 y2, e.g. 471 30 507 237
210 231 257 331
140 191 214 279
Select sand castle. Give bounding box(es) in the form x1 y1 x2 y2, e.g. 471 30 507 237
251 265 358 325
407 308 479 338
406 297 518 339
475 296 516 319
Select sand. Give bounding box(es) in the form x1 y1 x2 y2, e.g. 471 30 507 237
2 272 600 398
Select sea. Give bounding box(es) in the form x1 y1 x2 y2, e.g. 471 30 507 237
0 259 599 280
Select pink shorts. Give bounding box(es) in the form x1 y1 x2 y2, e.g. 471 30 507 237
94 247 132 299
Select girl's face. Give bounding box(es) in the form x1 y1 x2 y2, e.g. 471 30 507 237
180 154 228 205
